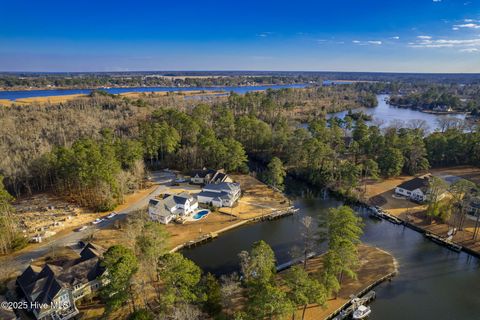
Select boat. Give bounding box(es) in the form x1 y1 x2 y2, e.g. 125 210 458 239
352 305 371 319
368 206 384 219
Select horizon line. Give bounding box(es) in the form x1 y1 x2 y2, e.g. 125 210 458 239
2 70 480 75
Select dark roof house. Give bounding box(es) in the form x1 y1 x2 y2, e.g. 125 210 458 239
396 176 430 192
16 243 106 320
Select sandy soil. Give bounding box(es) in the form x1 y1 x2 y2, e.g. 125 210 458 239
284 244 397 320
0 90 226 106
12 185 157 245
218 174 291 219
364 165 480 255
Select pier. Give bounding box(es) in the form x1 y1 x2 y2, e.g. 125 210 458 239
327 267 397 320
425 232 462 252
368 206 466 254
331 291 377 320
369 207 403 225
253 206 299 221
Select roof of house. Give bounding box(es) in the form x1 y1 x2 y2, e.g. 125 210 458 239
151 193 196 209
203 182 240 193
198 191 228 199
17 242 105 309
397 176 430 192
190 169 217 178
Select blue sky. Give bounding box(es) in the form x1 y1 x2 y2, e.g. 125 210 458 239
1 0 480 72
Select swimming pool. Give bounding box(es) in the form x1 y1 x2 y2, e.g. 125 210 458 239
192 210 210 220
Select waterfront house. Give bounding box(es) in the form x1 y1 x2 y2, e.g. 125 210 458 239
16 243 106 320
394 175 445 202
197 182 241 207
148 192 198 224
190 168 233 185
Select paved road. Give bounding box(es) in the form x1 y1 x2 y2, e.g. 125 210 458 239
1 171 175 274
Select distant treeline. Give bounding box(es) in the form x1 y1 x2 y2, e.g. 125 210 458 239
0 74 306 90
2 71 480 90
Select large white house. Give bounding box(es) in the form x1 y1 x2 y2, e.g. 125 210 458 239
148 192 198 224
395 175 442 202
197 182 241 207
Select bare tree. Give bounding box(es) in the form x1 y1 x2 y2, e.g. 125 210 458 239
220 273 242 315
300 216 318 269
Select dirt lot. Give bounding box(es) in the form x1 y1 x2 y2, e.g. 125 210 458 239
218 174 291 219
364 175 426 218
13 185 157 243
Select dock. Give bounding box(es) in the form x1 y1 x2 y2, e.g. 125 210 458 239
276 251 317 272
326 253 398 320
253 206 299 221
424 232 462 252
181 232 218 249
368 207 403 225
330 291 377 320
368 206 465 253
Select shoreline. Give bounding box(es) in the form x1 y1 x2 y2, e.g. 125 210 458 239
386 102 469 115
0 83 305 93
277 244 397 320
360 166 480 259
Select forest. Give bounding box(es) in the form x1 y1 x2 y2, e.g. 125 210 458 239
0 84 479 254
0 73 306 90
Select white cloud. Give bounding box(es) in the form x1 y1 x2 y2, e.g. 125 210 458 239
433 0 442 2
410 37 480 49
391 36 400 40
417 35 432 39
453 23 480 29
460 48 479 53
256 32 273 38
452 27 460 30
352 40 382 45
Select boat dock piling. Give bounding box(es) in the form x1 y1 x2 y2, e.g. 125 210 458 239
368 206 467 254
178 232 218 249
255 206 299 221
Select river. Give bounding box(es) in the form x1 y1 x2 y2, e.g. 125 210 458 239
0 84 307 101
182 178 480 320
329 94 467 133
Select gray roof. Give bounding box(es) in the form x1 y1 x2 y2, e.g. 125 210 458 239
203 182 240 193
17 243 105 311
151 192 195 210
198 191 233 201
149 199 160 206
